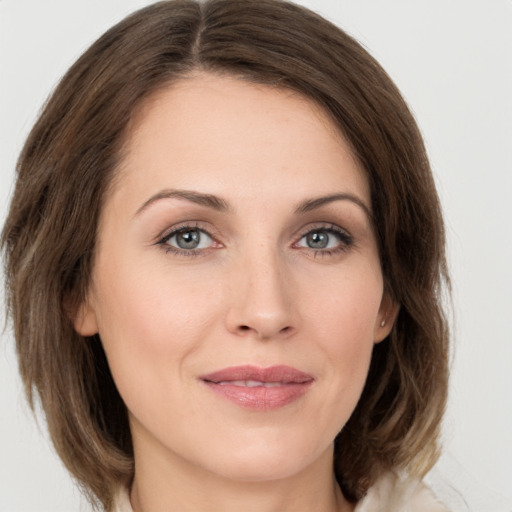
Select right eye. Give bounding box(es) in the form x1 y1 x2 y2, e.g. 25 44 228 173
162 227 214 251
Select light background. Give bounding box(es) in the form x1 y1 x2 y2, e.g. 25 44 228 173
0 1 511 511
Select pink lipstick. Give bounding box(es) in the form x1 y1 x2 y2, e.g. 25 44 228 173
200 365 313 411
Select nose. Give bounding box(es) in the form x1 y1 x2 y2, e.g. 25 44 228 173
225 248 299 340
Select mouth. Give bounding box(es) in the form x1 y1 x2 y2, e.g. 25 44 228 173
216 380 289 387
199 365 314 411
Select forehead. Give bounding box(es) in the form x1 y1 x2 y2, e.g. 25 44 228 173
113 72 369 210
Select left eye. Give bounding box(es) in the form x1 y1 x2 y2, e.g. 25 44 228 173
297 229 347 250
164 228 213 250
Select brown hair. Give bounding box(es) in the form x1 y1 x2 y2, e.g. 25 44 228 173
1 0 449 509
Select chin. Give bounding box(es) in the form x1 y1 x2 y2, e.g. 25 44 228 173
197 433 331 483
211 458 305 483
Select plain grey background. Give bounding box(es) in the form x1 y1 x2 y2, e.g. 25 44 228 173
1 1 511 510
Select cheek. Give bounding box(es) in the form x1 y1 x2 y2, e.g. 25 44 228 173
90 255 221 400
317 298 376 393
94 252 215 338
304 267 382 349
300 269 382 416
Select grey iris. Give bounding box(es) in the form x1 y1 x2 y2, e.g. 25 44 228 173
307 231 328 249
176 229 200 249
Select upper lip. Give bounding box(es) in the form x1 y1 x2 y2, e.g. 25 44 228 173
200 365 314 384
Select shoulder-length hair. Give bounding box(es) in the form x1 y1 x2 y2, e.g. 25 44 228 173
2 0 449 509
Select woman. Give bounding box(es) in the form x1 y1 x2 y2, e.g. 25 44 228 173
2 1 451 510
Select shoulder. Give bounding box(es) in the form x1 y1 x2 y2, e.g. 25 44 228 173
354 472 451 512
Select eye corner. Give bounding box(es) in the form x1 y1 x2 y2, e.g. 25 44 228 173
155 223 223 257
292 223 355 258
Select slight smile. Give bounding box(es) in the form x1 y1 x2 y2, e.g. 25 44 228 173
200 365 314 411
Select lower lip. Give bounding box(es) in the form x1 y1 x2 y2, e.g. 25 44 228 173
203 381 312 411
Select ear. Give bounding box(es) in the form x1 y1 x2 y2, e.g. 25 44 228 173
72 297 99 337
374 293 400 343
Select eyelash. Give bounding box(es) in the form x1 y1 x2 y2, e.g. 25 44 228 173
294 224 354 258
156 222 354 258
157 222 217 258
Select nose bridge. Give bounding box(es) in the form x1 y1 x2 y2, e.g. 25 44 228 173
226 241 297 339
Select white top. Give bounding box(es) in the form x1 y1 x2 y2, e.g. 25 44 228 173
114 472 450 512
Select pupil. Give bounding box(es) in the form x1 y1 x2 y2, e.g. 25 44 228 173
177 229 200 249
307 231 328 249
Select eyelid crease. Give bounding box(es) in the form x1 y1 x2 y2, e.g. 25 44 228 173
296 222 352 236
157 222 218 245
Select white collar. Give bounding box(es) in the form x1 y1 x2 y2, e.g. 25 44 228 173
114 472 450 512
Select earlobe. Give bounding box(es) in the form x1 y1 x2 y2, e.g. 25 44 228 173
374 295 400 343
73 299 99 337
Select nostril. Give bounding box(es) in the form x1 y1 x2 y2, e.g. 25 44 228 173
237 324 292 335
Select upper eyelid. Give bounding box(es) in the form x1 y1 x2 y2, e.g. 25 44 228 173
158 220 351 237
157 225 219 257
295 223 352 239
294 223 355 250
163 226 212 242
158 222 217 243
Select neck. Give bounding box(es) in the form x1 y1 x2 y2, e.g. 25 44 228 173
129 427 354 512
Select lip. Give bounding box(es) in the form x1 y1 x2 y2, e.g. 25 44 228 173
199 365 314 411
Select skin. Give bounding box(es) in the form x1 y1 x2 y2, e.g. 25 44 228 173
76 73 396 512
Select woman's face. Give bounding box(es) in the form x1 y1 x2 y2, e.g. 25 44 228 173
77 73 394 483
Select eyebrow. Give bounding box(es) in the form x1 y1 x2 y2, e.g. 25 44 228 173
294 193 372 220
135 188 371 220
135 189 231 217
